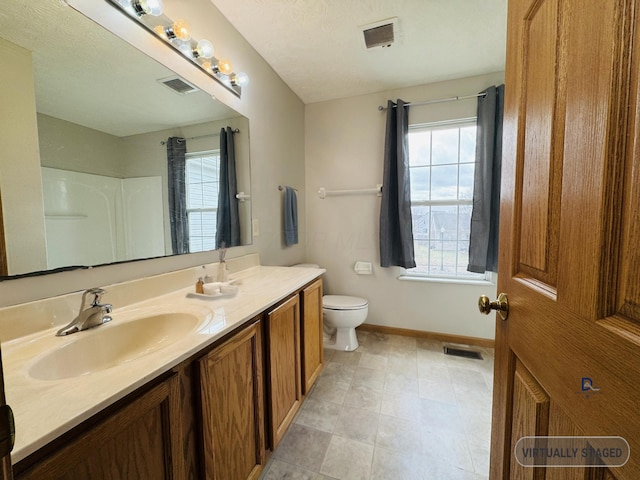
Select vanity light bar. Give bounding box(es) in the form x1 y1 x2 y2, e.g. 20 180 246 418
105 0 247 97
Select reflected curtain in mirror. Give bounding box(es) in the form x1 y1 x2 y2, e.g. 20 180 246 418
468 84 504 273
167 137 189 254
215 127 240 248
379 99 416 268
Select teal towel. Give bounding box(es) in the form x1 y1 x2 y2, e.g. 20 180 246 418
284 186 298 246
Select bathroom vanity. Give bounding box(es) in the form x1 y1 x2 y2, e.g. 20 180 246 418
1 256 324 480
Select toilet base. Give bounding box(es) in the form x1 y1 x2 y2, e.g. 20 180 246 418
323 327 359 352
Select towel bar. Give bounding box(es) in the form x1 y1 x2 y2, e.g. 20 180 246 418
317 184 382 199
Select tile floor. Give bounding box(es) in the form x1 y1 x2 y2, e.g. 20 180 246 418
259 330 494 480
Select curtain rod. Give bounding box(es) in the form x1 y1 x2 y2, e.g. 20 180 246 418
160 128 240 145
377 93 487 111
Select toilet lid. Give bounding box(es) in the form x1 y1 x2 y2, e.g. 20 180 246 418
323 295 368 310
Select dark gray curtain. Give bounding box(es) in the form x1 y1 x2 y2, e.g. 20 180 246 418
167 137 189 254
379 99 416 268
216 127 240 248
468 85 505 273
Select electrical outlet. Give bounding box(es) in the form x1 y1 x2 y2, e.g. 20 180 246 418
252 218 259 237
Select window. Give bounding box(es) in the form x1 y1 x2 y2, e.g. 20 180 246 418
185 150 220 253
406 119 483 279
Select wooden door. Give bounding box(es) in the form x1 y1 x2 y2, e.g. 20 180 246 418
199 319 265 480
491 0 640 479
0 345 13 480
301 279 323 394
266 295 302 448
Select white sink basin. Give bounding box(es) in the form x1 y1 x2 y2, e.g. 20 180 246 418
29 307 211 381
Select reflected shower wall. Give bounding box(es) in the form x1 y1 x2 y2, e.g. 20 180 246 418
41 167 164 269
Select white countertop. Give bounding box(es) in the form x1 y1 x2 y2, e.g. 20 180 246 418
2 265 324 463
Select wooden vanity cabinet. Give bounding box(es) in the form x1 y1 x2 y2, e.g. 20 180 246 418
300 279 323 395
265 295 302 448
15 374 184 480
197 318 265 480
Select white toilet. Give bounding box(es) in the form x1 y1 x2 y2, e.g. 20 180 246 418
293 264 369 352
322 295 368 351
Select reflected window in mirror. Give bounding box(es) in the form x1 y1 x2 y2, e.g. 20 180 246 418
186 151 220 253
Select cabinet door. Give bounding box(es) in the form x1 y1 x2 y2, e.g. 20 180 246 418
17 375 184 480
266 295 302 448
199 319 265 480
301 279 323 395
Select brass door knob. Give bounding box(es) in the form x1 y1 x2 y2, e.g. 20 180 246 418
478 293 509 320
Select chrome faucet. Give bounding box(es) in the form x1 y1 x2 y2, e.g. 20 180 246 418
56 288 112 336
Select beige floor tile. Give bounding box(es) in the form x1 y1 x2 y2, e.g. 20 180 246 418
352 366 386 390
332 405 380 444
380 390 421 421
358 352 389 371
330 350 363 366
295 397 342 433
384 370 419 394
375 414 422 455
388 334 417 349
417 347 448 365
421 426 474 472
417 362 451 382
319 435 374 480
467 434 491 475
260 459 317 480
418 377 457 404
416 338 443 352
419 398 466 432
344 384 383 413
273 424 333 472
309 376 350 405
320 362 356 384
370 447 425 480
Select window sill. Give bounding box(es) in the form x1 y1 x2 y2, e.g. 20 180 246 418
397 274 495 286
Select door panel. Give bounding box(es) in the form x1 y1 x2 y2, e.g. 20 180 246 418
493 0 640 479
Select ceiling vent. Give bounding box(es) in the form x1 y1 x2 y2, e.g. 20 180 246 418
158 76 199 95
360 17 399 50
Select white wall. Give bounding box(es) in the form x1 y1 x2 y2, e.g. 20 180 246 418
0 38 47 274
305 72 504 340
0 0 306 306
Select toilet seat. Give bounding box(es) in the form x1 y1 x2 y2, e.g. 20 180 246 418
323 295 368 311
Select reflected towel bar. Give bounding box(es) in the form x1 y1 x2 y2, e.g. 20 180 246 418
235 192 251 202
318 185 382 199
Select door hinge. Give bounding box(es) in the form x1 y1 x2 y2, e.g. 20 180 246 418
0 404 15 457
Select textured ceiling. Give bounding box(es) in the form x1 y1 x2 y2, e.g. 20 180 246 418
210 0 507 104
0 0 238 137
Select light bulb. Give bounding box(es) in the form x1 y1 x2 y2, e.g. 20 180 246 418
231 72 249 87
217 58 233 76
131 0 163 16
194 39 215 59
165 19 191 41
153 25 167 39
201 60 213 72
178 41 193 58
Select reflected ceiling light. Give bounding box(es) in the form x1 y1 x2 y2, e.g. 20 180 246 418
215 58 233 76
230 72 249 87
130 0 163 16
194 39 215 59
164 19 191 41
106 0 245 97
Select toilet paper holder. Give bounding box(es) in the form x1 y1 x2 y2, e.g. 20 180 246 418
354 261 373 275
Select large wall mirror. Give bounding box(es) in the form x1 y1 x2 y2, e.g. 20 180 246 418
0 0 251 278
